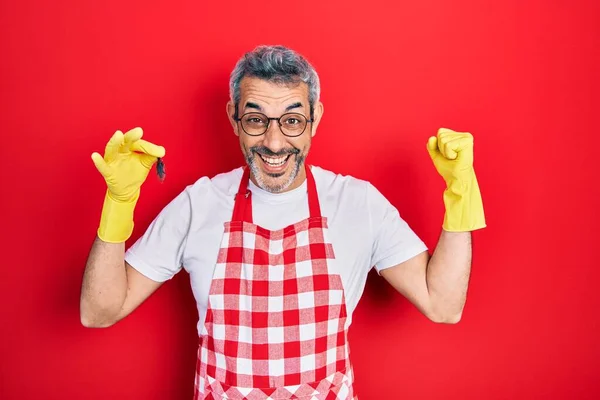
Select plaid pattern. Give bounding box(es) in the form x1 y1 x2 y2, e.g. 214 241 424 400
193 205 355 399
201 369 354 399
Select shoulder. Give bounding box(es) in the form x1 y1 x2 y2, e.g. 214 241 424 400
310 165 377 210
184 166 244 201
311 165 374 196
311 165 370 191
311 165 394 210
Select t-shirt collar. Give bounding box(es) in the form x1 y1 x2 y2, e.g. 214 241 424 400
247 176 308 204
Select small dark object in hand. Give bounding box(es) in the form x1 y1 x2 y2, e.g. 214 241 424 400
157 158 166 181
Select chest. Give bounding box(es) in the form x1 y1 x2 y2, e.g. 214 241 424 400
182 199 374 320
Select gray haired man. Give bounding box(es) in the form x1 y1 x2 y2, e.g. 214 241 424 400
81 45 485 399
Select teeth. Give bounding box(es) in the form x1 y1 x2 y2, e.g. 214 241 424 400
261 155 287 166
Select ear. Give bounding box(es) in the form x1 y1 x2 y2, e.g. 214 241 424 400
227 101 239 137
310 101 324 138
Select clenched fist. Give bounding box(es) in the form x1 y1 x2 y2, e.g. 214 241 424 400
427 128 486 232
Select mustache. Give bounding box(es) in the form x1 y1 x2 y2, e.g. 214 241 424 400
250 145 300 157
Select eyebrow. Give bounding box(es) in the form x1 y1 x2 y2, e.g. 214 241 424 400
244 102 263 111
284 102 303 111
244 101 304 112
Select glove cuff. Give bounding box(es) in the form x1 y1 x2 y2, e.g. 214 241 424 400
442 173 486 232
97 190 139 243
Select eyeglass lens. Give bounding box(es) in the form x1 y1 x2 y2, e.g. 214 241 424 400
240 113 307 136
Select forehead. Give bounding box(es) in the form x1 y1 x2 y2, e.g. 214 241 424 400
238 76 309 104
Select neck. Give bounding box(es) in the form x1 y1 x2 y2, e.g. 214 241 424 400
249 165 307 194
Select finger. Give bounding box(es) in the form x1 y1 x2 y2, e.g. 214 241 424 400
104 130 124 161
426 136 439 157
438 128 467 158
124 127 143 142
91 152 111 177
131 139 166 158
443 135 473 160
441 136 458 160
445 147 458 160
139 153 159 169
437 127 457 137
122 127 144 152
438 128 465 144
450 136 473 158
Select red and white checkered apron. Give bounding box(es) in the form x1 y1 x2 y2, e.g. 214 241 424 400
193 165 355 400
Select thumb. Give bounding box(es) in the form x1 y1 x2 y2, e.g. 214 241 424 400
139 153 160 169
426 136 439 158
91 152 111 177
131 139 166 158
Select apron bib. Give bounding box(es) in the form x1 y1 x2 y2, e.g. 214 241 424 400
193 165 355 400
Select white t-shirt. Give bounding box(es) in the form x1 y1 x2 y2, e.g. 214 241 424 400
125 165 428 335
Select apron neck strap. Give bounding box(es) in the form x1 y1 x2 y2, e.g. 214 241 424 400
232 164 321 223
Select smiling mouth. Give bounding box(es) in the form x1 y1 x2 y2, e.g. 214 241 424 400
258 153 291 167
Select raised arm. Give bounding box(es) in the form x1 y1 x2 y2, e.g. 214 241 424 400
380 128 486 323
80 128 166 328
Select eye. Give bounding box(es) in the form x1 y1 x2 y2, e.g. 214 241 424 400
284 117 300 125
244 115 266 125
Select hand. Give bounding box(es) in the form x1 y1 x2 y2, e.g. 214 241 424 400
426 128 474 186
91 127 165 203
92 127 165 243
426 128 486 232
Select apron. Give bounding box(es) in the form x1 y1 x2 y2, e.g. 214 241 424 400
193 164 356 400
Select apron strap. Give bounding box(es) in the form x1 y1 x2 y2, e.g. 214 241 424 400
232 167 252 223
232 164 321 223
305 165 321 218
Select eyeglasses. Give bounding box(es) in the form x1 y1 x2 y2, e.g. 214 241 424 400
235 112 313 137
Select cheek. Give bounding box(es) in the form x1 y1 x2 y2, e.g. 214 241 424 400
297 136 311 153
239 135 260 153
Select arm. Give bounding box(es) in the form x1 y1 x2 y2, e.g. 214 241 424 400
80 237 162 327
80 127 166 327
381 128 485 323
380 230 471 323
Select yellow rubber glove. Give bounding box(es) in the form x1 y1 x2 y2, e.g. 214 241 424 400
91 127 166 243
427 128 486 232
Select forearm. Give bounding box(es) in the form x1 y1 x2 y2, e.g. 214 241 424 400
426 229 472 323
80 236 128 327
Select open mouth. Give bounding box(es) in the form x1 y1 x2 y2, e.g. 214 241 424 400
256 153 292 173
258 154 290 167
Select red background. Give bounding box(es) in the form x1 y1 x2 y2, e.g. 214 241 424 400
1 0 599 399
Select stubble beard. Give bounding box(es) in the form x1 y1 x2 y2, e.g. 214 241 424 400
245 146 306 193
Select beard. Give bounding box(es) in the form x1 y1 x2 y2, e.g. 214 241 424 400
245 144 305 193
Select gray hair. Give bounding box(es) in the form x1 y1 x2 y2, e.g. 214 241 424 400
229 45 320 118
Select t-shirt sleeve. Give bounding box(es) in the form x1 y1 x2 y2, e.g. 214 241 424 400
124 187 192 282
368 182 429 273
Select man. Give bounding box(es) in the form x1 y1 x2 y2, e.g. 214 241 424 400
80 45 486 399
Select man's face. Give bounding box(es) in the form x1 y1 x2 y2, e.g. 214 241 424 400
227 76 323 193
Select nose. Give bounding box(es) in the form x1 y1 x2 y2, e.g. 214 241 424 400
261 119 287 153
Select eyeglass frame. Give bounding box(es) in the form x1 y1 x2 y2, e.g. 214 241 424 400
233 104 314 137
